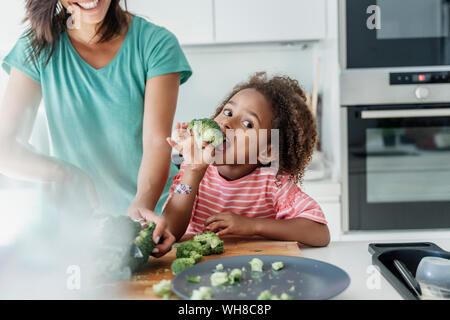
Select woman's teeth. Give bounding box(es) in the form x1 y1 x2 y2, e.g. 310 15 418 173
78 0 99 9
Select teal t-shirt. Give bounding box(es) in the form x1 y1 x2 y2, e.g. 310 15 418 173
2 15 192 215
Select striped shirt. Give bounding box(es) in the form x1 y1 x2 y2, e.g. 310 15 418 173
165 164 327 235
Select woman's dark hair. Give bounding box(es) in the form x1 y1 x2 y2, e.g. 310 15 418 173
212 72 317 184
24 0 128 65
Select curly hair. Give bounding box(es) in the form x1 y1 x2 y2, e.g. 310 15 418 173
212 72 317 184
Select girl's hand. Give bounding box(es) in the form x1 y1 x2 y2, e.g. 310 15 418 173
204 212 256 237
166 122 215 171
126 203 176 258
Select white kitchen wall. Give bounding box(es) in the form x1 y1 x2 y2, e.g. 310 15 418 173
175 43 315 123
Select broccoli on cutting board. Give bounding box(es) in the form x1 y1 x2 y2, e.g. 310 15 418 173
188 118 225 148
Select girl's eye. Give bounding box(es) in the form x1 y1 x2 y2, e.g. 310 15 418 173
243 121 253 128
224 109 232 117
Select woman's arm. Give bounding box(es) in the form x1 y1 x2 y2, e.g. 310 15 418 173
0 67 99 209
205 213 330 247
126 72 181 255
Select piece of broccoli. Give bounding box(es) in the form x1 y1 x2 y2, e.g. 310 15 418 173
171 257 196 275
176 240 203 263
188 118 225 148
194 231 224 255
228 268 242 285
187 275 201 283
257 290 273 300
152 279 171 297
257 290 292 300
191 286 213 300
215 263 224 271
210 271 229 286
272 261 284 271
249 258 264 272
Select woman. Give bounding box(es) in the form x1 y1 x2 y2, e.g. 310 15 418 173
0 0 192 256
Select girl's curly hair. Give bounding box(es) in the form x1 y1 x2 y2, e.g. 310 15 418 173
212 72 317 184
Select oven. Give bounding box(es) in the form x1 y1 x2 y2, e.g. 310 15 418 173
342 104 450 231
343 0 450 69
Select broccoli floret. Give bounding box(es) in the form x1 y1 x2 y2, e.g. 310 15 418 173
249 258 264 272
176 240 203 262
215 264 224 271
272 261 284 271
187 275 201 283
228 268 242 285
129 222 156 271
191 286 213 300
280 293 293 300
171 258 196 275
188 118 224 148
210 271 229 286
257 290 273 300
194 231 224 255
152 279 171 297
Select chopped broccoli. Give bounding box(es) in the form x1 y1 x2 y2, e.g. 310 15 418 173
187 275 201 283
188 118 225 148
210 271 229 286
249 258 264 272
191 286 213 300
171 258 196 275
257 290 292 300
257 290 273 300
215 263 224 271
175 240 203 263
228 268 242 285
152 279 171 297
289 285 295 292
194 231 224 255
280 293 293 300
272 261 284 271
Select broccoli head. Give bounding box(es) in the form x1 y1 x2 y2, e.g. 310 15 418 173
171 257 196 275
95 215 157 280
191 286 213 300
193 231 224 256
188 118 224 148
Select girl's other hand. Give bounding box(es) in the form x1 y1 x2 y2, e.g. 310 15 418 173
166 122 215 171
204 212 256 237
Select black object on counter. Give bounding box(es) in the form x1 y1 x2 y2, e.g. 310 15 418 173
369 242 450 300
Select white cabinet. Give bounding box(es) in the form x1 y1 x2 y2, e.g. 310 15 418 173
126 0 214 45
214 0 327 43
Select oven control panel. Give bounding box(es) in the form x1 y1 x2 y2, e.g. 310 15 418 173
390 71 450 85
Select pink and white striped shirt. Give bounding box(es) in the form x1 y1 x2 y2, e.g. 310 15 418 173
165 164 327 235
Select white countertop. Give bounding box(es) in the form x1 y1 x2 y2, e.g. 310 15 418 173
300 238 450 300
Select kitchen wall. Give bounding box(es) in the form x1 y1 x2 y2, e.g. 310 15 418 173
176 43 315 122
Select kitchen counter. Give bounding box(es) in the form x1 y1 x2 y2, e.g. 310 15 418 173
301 238 450 300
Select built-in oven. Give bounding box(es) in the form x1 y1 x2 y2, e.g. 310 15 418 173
343 0 450 69
342 104 450 230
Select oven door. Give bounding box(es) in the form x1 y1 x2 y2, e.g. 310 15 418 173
345 0 450 68
347 104 450 230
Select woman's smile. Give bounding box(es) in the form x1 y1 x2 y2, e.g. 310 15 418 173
73 0 101 11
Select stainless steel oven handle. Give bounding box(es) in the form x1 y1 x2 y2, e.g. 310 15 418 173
361 108 450 119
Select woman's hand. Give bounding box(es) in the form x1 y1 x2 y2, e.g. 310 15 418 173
166 122 215 172
126 202 176 258
204 212 257 237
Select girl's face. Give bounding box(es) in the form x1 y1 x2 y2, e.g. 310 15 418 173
213 88 273 166
60 0 112 26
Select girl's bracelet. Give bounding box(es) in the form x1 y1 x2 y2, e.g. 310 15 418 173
174 183 192 195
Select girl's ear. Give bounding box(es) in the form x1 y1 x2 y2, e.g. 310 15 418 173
258 143 276 165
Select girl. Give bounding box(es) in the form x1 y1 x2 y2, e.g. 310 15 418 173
164 73 330 247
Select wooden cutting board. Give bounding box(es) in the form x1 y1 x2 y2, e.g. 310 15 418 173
118 236 301 300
